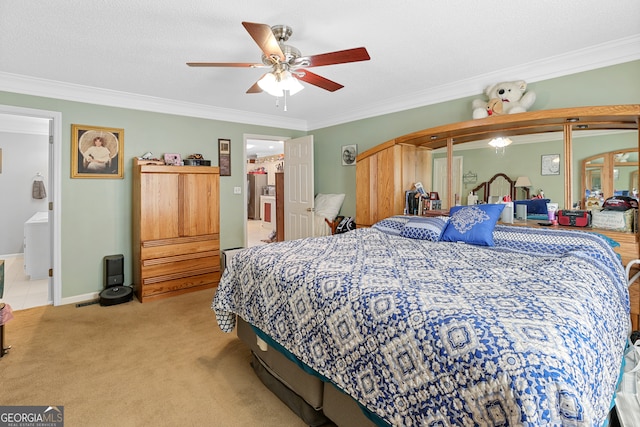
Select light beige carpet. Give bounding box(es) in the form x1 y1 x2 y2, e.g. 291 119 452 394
0 288 307 427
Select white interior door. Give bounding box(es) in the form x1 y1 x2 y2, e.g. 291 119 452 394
284 135 314 240
433 156 463 209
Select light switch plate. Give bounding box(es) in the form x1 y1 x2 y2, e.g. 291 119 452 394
233 186 241 195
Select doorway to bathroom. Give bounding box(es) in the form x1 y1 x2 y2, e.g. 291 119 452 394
0 105 62 310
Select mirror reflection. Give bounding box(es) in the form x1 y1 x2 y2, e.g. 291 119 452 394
582 147 639 208
433 130 636 214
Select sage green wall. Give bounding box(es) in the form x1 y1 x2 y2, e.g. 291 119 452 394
313 60 640 216
1 60 638 300
0 91 303 298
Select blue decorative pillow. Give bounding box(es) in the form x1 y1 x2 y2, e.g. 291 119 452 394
441 204 505 246
400 216 449 242
371 215 411 236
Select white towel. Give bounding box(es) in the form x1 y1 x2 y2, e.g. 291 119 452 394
32 180 46 199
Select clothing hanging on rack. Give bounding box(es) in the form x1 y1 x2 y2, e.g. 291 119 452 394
32 173 46 199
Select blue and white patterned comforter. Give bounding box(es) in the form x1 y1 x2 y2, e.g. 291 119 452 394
213 225 629 426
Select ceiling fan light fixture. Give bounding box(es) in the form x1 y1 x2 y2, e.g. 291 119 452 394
257 70 304 97
280 71 304 96
257 72 284 97
188 22 371 99
488 137 512 149
488 137 512 155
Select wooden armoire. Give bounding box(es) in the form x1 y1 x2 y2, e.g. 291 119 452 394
132 159 221 302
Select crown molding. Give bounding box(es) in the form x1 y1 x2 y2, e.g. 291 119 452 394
307 35 640 130
0 35 638 132
0 72 308 131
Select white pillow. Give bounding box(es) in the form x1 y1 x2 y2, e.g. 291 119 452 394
314 193 345 222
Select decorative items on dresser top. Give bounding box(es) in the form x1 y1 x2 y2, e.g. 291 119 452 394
132 158 220 302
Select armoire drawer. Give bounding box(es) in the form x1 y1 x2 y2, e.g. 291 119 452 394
141 237 219 260
141 251 219 280
139 271 221 300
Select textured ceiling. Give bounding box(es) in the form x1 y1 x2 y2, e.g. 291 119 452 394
1 1 639 130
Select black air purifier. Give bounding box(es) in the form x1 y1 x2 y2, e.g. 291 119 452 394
99 254 133 306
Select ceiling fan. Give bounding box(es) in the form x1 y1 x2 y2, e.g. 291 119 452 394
187 22 371 96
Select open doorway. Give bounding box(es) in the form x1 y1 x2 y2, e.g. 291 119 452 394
0 105 62 309
244 134 286 248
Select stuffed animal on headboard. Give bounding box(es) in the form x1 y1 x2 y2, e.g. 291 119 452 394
485 98 504 116
472 80 536 119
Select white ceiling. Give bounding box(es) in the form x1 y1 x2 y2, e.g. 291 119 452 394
0 1 639 131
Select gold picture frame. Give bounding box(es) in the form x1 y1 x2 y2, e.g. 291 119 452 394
71 124 124 179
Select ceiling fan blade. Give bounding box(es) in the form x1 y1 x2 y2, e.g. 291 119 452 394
246 80 263 94
242 21 284 62
186 62 265 68
296 70 344 92
303 47 370 67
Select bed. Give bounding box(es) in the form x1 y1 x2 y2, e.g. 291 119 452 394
213 210 630 426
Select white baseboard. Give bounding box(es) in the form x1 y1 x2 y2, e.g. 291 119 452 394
59 292 99 306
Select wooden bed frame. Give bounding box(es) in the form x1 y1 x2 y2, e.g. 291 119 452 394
324 216 344 235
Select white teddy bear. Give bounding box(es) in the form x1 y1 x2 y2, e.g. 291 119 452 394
471 80 536 119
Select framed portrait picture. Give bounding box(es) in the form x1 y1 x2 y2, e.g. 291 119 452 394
341 144 357 166
429 192 439 200
218 138 231 176
164 153 182 165
541 154 560 176
71 124 124 179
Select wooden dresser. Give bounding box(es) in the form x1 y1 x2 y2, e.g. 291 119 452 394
132 159 221 302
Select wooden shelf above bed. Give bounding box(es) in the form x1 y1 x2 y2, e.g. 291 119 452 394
376 104 640 151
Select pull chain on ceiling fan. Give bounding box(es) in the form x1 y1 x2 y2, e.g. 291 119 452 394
187 22 371 109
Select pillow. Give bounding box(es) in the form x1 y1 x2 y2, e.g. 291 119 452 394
441 204 505 246
371 215 411 236
400 216 449 242
513 198 550 215
591 208 635 232
314 193 345 222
